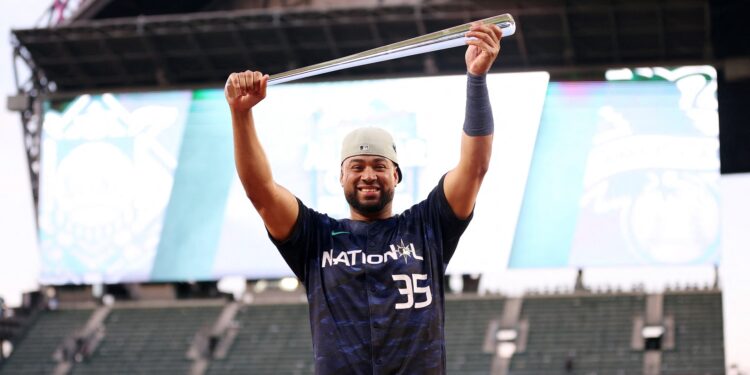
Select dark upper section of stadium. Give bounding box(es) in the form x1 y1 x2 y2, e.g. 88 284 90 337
9 0 749 94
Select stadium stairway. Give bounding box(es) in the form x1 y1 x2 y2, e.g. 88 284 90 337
445 296 505 375
509 294 646 375
661 291 725 375
70 304 222 375
0 309 92 374
206 302 313 375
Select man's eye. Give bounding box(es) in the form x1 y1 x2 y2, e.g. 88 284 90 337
375 165 386 170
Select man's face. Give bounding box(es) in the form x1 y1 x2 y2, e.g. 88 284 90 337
340 155 398 218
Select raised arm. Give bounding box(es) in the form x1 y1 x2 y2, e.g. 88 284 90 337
444 22 502 219
226 70 299 241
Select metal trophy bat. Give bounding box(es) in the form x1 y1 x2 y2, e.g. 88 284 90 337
267 13 515 86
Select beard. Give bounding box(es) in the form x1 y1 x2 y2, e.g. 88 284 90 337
345 186 395 215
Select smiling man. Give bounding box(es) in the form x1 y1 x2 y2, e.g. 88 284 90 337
339 127 401 219
226 22 502 375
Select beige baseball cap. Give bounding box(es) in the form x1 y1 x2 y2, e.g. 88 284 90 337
340 127 402 182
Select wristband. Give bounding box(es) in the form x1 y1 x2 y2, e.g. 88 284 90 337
463 73 494 136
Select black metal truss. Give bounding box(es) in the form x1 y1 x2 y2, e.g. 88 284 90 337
11 0 717 95
9 33 53 221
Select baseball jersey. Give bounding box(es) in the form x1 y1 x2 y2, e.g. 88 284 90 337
270 175 472 374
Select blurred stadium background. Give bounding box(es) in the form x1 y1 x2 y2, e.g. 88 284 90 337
1 0 749 374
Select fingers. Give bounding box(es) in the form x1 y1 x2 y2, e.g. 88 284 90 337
226 70 266 98
492 24 503 41
260 74 269 97
243 71 252 93
464 22 503 75
226 73 240 99
253 71 262 92
466 25 499 49
469 23 499 44
466 35 495 53
465 22 501 57
466 37 497 57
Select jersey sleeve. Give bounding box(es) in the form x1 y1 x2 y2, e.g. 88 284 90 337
266 198 320 283
426 174 474 263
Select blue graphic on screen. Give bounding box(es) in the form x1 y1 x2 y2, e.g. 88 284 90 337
38 92 193 284
509 72 720 268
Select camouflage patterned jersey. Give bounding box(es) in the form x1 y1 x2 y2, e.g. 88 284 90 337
271 176 472 374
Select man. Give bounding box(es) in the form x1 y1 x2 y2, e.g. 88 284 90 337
226 22 502 374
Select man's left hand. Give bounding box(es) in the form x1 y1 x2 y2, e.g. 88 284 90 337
464 22 503 76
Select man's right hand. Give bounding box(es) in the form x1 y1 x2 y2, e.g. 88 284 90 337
225 70 269 112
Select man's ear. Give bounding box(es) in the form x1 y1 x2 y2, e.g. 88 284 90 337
340 167 344 186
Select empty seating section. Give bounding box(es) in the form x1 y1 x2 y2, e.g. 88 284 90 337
445 297 503 374
70 306 221 375
0 309 92 374
510 295 645 375
0 291 726 374
661 292 725 375
207 303 314 375
208 298 502 374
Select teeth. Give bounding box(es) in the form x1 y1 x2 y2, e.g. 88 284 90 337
360 188 378 192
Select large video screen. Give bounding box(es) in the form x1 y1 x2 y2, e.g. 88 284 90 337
38 68 719 284
38 72 549 284
510 67 720 268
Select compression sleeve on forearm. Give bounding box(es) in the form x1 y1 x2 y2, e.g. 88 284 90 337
463 73 494 136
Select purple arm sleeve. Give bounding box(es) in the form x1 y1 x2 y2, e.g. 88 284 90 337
463 73 494 136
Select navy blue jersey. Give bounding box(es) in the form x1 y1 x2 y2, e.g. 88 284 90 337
270 176 472 374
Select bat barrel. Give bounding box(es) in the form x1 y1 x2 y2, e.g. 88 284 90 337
267 13 515 86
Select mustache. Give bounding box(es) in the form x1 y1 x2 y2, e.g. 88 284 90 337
356 181 382 188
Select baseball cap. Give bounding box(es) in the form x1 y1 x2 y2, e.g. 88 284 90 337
340 127 403 182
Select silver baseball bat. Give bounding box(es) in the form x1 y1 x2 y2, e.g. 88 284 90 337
267 13 515 86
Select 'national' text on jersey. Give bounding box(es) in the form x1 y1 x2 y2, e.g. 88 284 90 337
321 240 424 268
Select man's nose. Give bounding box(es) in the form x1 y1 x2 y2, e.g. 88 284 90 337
361 167 377 181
